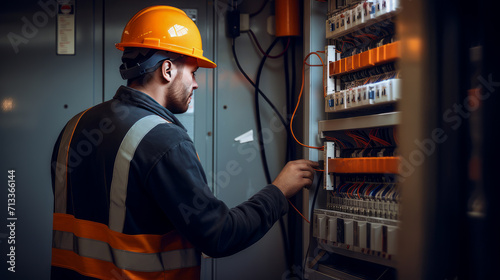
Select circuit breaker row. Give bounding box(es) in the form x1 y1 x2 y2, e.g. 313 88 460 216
326 187 399 220
326 0 401 39
326 78 401 112
314 0 402 275
313 209 398 258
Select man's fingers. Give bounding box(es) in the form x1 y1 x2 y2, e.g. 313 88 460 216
302 177 314 188
299 170 315 182
293 160 319 172
296 159 319 167
309 160 320 167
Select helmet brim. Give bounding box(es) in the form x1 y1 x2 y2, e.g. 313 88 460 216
116 43 216 69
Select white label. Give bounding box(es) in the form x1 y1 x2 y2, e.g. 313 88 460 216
57 2 75 55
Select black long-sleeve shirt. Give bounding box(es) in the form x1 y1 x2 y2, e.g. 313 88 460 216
51 85 289 262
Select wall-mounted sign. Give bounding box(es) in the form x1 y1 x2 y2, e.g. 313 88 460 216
57 0 75 55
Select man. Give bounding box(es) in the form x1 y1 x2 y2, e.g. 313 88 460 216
50 6 317 280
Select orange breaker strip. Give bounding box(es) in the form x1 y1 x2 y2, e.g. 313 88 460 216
327 157 400 174
329 41 401 76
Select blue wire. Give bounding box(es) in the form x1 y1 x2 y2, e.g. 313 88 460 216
370 183 384 198
381 183 392 198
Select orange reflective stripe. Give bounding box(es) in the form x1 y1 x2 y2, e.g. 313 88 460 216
53 213 193 253
54 108 92 214
65 107 92 193
52 248 201 280
53 231 200 272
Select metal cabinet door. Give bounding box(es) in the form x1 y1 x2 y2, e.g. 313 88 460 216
0 1 100 279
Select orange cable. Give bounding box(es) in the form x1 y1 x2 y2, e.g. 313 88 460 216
305 63 324 67
65 107 93 189
290 52 325 151
288 199 310 224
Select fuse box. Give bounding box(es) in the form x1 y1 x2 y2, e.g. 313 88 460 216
307 0 402 279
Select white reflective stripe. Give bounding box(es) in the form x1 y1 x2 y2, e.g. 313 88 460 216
54 111 87 214
161 246 200 270
53 230 74 251
53 230 200 272
109 115 169 232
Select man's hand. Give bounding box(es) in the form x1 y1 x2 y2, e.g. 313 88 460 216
272 160 319 198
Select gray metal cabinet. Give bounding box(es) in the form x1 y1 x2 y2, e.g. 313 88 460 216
1 1 293 279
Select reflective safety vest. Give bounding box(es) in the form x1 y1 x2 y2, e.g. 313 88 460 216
52 110 201 279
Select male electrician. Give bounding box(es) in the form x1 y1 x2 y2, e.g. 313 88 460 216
50 6 317 280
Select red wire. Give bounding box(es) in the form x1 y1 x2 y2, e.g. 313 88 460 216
346 131 368 148
347 183 357 198
372 136 391 146
345 131 360 147
339 39 356 52
369 128 391 146
325 136 347 148
288 199 310 223
248 30 291 59
351 183 360 198
342 39 356 45
353 133 369 146
353 34 378 40
364 129 375 148
365 184 376 196
338 183 348 194
393 127 399 145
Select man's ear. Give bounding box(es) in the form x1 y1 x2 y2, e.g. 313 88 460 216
161 60 174 82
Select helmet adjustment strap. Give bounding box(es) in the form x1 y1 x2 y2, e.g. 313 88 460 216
119 51 177 80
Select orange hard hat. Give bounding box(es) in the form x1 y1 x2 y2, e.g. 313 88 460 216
116 6 216 68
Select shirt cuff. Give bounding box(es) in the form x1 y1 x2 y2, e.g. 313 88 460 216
267 184 289 216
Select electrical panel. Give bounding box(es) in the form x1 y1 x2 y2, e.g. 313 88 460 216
307 1 401 279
